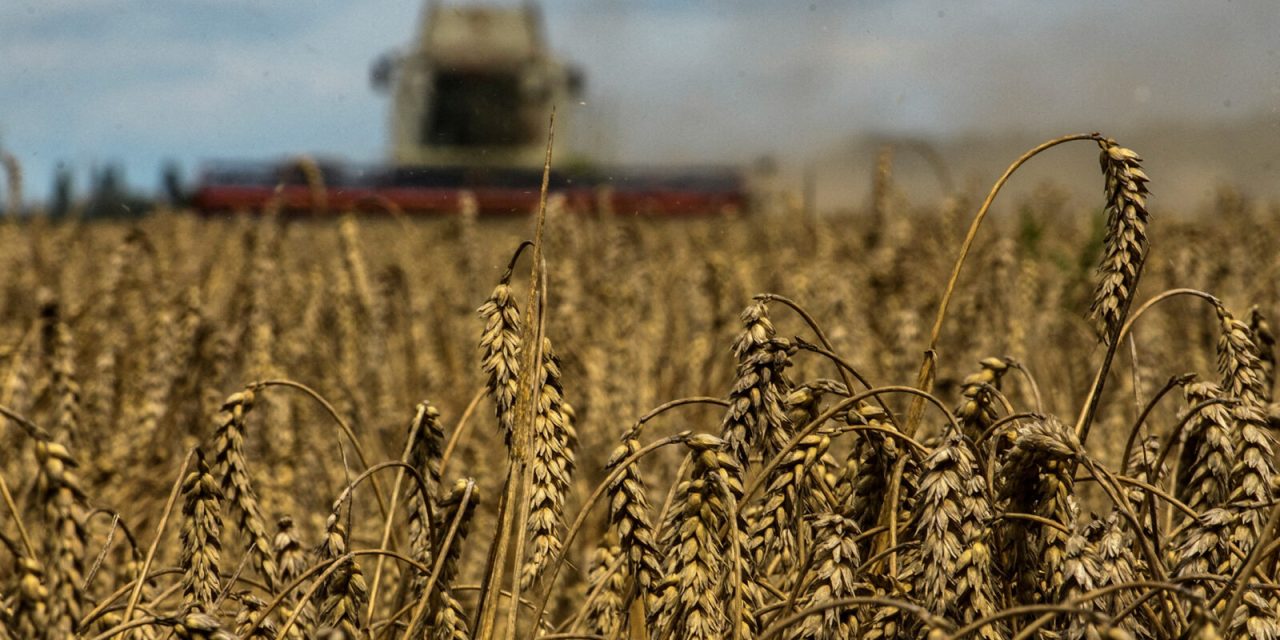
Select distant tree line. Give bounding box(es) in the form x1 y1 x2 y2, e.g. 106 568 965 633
45 161 183 218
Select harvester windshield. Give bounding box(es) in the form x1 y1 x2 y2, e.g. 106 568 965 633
425 71 530 147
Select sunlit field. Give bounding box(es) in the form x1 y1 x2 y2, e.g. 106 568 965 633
3 137 1280 639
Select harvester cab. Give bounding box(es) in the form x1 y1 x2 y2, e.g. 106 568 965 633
372 0 583 168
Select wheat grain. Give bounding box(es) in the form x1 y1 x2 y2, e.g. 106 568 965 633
719 300 793 472
1054 522 1102 639
1248 306 1276 402
314 514 366 639
10 556 48 638
841 404 902 531
1124 435 1165 516
1217 303 1270 409
748 426 830 572
232 592 278 640
272 516 313 639
1215 306 1279 550
1092 512 1156 640
1227 590 1280 639
1173 507 1233 602
583 533 626 637
914 427 1002 638
174 610 236 639
42 302 81 449
405 401 446 590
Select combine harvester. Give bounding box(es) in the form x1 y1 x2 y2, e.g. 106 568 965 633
192 2 752 216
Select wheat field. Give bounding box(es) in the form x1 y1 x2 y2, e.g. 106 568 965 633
3 136 1280 639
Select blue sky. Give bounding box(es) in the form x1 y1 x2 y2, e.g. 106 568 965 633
2 0 1277 200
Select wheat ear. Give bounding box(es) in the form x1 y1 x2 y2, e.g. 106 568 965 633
792 513 863 640
1089 139 1151 339
1176 382 1236 515
521 336 578 589
427 479 479 640
998 416 1080 607
719 300 794 471
915 427 1003 638
35 439 88 636
651 434 740 640
211 389 279 591
602 434 663 618
179 450 223 613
